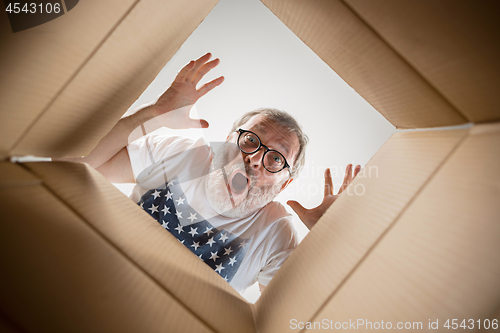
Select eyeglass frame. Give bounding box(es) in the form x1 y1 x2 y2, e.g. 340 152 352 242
236 128 292 176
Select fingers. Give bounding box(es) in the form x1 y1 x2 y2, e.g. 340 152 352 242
324 168 333 197
354 164 361 178
174 53 223 96
175 60 195 82
174 53 212 82
287 200 307 219
192 58 220 85
198 76 225 97
338 164 362 194
339 164 352 194
186 53 212 81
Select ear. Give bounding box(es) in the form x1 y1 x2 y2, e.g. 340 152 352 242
279 178 294 192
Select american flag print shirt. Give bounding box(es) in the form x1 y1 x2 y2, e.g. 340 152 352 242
137 178 248 283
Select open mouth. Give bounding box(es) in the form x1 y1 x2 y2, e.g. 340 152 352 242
228 170 249 196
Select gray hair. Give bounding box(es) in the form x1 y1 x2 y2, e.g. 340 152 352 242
230 108 308 177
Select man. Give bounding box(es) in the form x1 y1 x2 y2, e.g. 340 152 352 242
63 53 360 293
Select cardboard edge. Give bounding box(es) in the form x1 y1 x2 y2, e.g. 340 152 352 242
0 181 215 332
254 127 470 333
469 121 500 136
11 0 220 158
22 160 256 333
17 161 223 333
0 162 42 190
259 0 467 129
4 0 142 158
297 128 472 327
341 0 470 124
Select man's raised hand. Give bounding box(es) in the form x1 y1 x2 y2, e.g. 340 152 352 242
152 53 224 129
287 164 361 230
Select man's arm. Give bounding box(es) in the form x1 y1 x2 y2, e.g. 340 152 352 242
95 147 135 183
62 104 157 169
57 53 224 183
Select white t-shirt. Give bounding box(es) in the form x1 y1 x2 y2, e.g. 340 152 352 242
127 133 298 293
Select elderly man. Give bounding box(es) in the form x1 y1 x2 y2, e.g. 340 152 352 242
64 53 360 294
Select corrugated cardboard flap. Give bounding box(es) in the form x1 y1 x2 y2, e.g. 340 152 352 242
255 128 469 332
0 0 137 158
1 0 218 159
345 0 500 124
0 162 40 189
22 161 255 333
0 164 215 332
262 0 500 128
310 121 500 327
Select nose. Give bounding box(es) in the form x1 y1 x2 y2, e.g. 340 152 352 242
244 147 265 170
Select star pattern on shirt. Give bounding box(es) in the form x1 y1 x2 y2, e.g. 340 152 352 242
191 241 200 251
165 191 173 200
152 190 161 199
137 181 249 283
148 204 158 213
161 205 170 215
188 212 198 222
188 227 198 237
174 224 183 234
209 251 220 262
215 263 225 273
224 247 233 256
206 237 215 247
219 233 229 243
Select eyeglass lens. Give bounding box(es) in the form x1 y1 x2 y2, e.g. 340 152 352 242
238 131 286 172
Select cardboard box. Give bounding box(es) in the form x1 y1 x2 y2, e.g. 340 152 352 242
1 0 499 332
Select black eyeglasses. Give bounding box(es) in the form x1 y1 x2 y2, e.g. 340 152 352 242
236 129 291 175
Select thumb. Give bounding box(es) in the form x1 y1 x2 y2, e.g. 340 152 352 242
287 200 307 218
188 118 209 128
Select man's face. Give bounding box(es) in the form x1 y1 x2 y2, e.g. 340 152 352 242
206 115 299 218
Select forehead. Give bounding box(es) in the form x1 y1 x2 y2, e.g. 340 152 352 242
239 114 299 161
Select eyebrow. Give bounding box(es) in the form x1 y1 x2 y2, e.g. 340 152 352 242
252 125 291 156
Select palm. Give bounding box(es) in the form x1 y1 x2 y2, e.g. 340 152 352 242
288 164 361 230
297 195 336 229
153 53 224 129
163 82 199 108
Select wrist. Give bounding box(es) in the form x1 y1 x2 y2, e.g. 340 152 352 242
129 104 161 126
150 104 162 117
152 101 180 117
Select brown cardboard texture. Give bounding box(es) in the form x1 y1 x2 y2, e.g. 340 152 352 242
1 0 499 332
0 0 218 158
